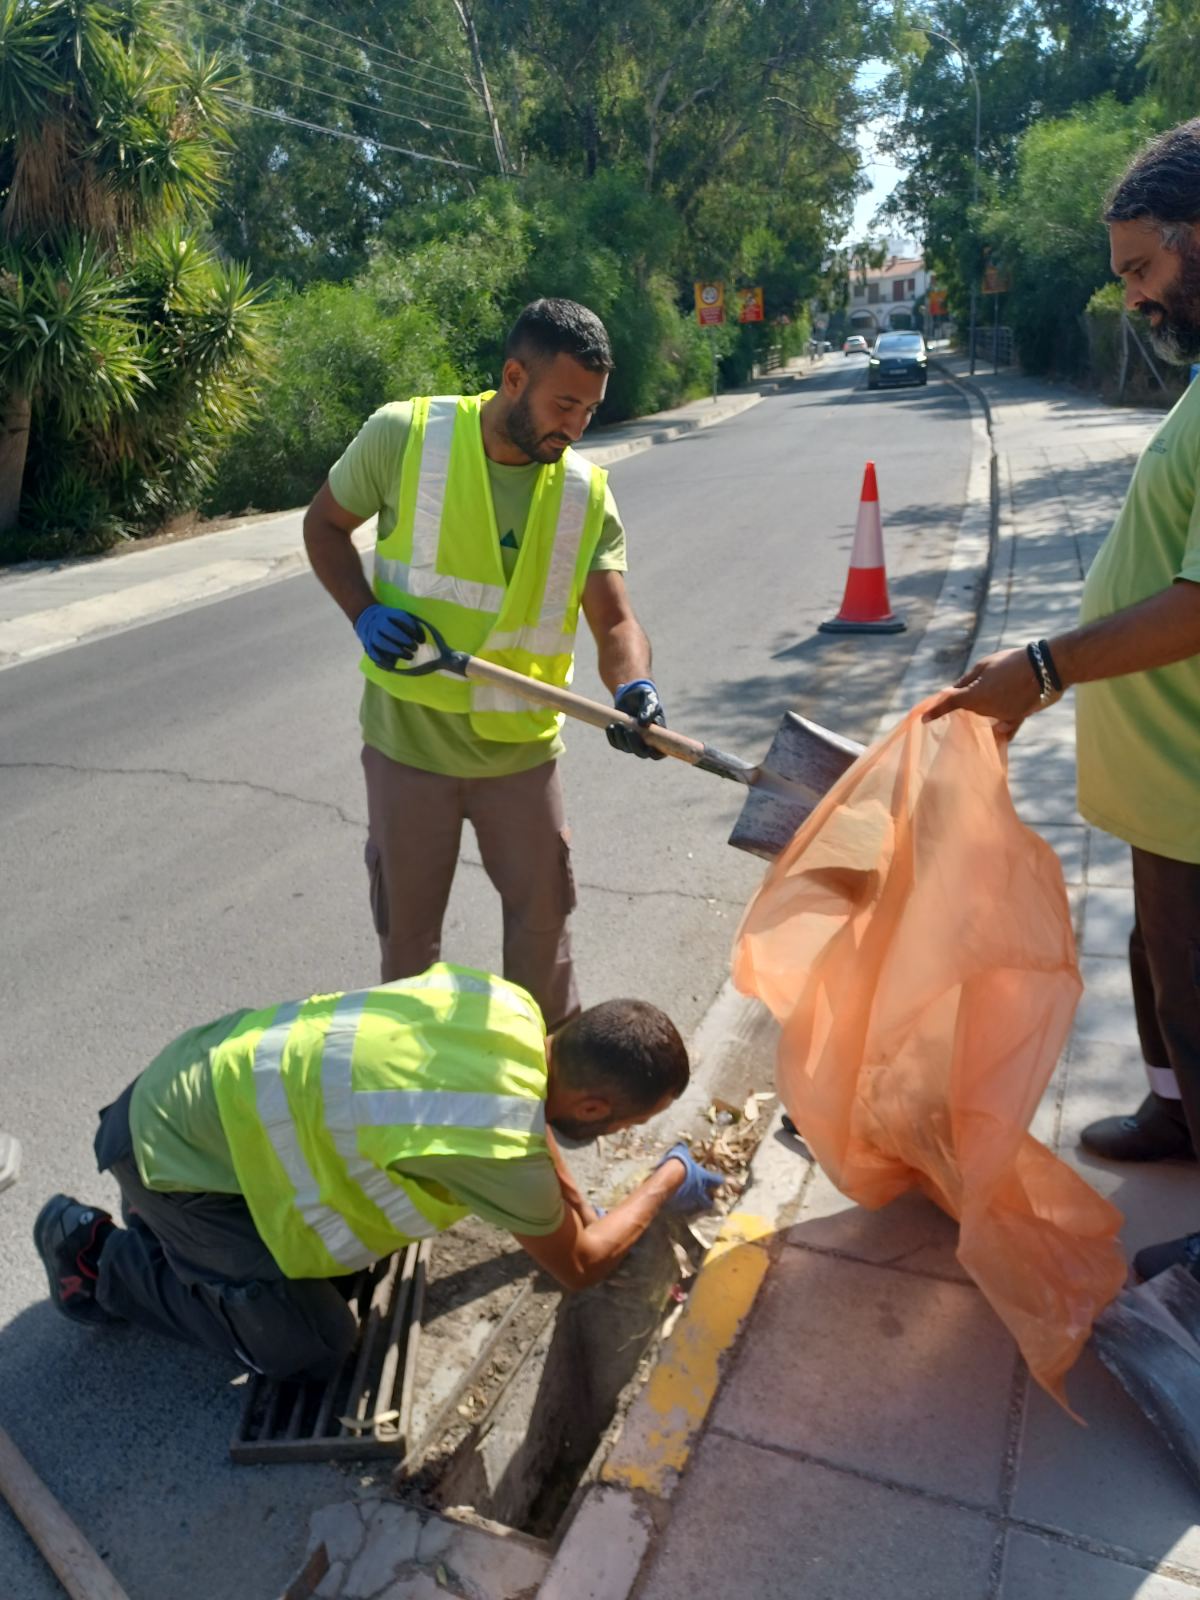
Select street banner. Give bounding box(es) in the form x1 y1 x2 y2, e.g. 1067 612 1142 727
694 281 725 325
927 289 947 317
982 266 1010 295
736 286 764 324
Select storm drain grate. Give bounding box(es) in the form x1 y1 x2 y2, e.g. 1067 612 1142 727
230 1241 429 1464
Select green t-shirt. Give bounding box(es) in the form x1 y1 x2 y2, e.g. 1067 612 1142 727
1076 377 1200 862
329 401 628 779
128 1011 565 1238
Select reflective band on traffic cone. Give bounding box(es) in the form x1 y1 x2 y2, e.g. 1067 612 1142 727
818 461 906 634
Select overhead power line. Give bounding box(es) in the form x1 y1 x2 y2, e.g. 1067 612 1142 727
225 97 484 171
247 65 492 141
262 0 474 91
191 0 482 112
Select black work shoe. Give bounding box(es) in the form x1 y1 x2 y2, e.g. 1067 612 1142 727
1134 1232 1200 1282
1079 1094 1195 1163
33 1194 119 1326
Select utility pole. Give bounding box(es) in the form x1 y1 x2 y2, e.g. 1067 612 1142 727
451 0 509 176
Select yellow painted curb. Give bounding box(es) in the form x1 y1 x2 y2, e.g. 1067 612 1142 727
601 1215 773 1497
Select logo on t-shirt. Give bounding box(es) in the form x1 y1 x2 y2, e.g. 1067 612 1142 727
499 529 519 550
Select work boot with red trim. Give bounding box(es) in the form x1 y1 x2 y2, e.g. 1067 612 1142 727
34 1194 120 1326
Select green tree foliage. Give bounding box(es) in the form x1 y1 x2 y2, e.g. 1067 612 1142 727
1142 0 1200 128
205 168 720 515
0 0 267 554
179 0 497 285
192 0 870 364
983 96 1157 373
877 1 1143 317
191 0 879 518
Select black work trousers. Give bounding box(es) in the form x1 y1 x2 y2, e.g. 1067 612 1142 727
1131 846 1200 1145
92 1086 357 1380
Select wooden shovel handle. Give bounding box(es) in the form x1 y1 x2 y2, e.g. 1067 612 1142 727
0 1425 132 1600
460 654 716 768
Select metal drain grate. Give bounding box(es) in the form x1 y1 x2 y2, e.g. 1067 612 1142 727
230 1241 429 1464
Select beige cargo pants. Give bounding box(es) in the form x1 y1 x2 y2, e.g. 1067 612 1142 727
361 744 580 1030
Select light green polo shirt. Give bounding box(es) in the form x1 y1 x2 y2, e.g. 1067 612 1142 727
329 402 627 779
1076 376 1200 862
128 1010 565 1238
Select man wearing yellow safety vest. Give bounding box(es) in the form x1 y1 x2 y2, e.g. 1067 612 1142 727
34 965 722 1380
303 299 666 1033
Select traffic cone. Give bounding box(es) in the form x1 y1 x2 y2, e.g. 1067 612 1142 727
818 462 906 634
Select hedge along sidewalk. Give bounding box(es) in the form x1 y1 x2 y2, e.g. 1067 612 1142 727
0 387 765 673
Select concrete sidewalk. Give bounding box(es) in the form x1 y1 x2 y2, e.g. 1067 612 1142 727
0 384 768 671
548 365 1200 1600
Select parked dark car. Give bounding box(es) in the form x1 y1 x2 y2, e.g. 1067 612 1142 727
868 331 928 389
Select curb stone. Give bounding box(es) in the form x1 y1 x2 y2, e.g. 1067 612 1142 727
580 391 764 468
533 357 1003 1600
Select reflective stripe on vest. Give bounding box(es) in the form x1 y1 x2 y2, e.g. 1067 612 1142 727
233 966 547 1274
366 394 606 739
374 399 507 614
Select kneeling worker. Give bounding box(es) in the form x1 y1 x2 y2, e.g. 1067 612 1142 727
34 965 719 1381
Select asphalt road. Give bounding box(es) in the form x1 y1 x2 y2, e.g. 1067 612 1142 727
0 355 972 1599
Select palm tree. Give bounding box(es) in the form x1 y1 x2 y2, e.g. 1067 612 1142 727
0 0 264 543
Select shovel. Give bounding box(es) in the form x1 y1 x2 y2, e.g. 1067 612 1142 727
393 622 863 859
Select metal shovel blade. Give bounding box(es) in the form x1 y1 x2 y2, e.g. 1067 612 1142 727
1091 1266 1200 1493
728 712 864 861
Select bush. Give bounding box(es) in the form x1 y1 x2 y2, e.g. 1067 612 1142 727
206 284 461 515
6 229 267 560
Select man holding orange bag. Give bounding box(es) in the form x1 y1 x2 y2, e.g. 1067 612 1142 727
928 120 1200 1281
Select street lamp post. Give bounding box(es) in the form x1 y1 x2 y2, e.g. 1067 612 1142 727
916 22 982 374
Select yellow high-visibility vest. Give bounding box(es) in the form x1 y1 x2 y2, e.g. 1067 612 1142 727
208 965 549 1278
362 392 609 743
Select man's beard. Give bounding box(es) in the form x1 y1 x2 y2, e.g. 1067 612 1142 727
503 391 571 463
1142 239 1200 365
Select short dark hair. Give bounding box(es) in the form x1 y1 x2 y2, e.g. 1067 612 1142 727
552 1000 688 1113
504 297 614 374
1106 119 1200 238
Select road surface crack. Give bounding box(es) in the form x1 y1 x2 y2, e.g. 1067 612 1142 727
2 759 746 908
0 758 361 828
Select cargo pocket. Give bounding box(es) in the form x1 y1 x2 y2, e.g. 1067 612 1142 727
365 839 389 939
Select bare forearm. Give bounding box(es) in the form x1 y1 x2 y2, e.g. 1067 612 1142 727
1052 580 1200 686
573 1164 684 1285
303 512 375 625
595 618 652 695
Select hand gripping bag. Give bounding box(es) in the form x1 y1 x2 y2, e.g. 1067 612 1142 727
733 703 1126 1404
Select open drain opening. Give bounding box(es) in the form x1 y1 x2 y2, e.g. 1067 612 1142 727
394 1217 686 1538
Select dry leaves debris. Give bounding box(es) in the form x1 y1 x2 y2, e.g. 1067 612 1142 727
693 1091 776 1182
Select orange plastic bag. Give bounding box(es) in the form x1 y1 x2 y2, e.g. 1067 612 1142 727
733 702 1126 1404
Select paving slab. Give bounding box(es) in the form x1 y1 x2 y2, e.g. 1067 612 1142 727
1015 1346 1200 1571
1081 886 1136 958
1074 955 1141 1049
1001 1530 1200 1598
708 1248 1015 1507
633 1433 998 1600
1089 828 1136 887
1041 823 1087 885
787 1171 972 1285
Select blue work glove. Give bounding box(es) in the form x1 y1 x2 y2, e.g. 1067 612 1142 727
606 678 667 760
657 1143 724 1213
354 603 425 669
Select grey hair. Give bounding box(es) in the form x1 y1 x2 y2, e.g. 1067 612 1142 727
1106 120 1200 237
